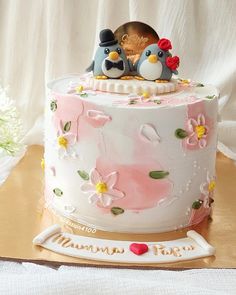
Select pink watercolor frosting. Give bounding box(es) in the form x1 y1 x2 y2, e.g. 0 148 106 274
96 158 172 210
86 109 111 128
52 93 84 140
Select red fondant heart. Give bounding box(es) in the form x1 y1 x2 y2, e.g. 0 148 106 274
129 243 149 255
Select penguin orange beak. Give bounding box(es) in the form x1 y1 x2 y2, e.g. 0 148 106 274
109 51 119 61
148 54 158 63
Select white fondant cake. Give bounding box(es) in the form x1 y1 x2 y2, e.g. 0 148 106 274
44 74 218 233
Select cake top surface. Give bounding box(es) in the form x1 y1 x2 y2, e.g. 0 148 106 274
48 74 219 109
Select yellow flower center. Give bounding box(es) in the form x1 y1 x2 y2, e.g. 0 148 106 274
96 182 108 194
195 125 206 139
208 180 216 192
142 91 150 99
182 79 190 84
75 85 84 94
58 136 68 148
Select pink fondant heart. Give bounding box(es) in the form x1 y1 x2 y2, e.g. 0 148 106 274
129 243 149 255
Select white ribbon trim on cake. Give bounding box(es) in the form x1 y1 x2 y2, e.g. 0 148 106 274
33 225 215 264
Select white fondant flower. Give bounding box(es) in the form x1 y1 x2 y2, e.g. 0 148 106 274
186 114 209 148
81 168 124 207
55 132 78 159
200 173 216 208
128 93 154 104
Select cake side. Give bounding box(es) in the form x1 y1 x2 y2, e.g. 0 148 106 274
43 76 218 233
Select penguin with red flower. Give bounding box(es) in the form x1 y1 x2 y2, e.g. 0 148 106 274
135 38 180 82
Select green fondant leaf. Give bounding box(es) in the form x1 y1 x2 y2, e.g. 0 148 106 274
175 128 188 139
205 95 216 100
53 188 63 197
80 93 88 98
149 171 169 179
50 100 57 112
77 170 90 181
128 99 138 105
196 83 204 87
192 200 203 209
64 121 71 132
111 207 124 216
153 99 162 104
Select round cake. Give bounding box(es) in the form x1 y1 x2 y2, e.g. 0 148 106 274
44 74 218 233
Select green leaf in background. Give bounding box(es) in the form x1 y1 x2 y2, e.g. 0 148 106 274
77 170 90 181
192 200 203 209
111 207 124 216
50 100 57 112
205 95 216 100
175 128 188 139
196 83 204 87
149 171 169 179
64 121 71 132
53 188 63 197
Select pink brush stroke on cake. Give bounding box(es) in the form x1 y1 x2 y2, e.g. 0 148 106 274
52 93 84 140
96 158 172 210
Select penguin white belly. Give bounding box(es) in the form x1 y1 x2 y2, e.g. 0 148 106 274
101 58 125 78
139 60 163 81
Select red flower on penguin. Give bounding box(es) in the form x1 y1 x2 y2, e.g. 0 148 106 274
158 38 172 51
166 56 180 71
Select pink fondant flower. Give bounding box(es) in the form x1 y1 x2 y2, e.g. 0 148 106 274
55 132 78 159
188 203 211 226
81 168 125 207
186 114 209 148
200 173 216 208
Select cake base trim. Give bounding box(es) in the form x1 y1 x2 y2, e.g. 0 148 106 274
33 224 215 264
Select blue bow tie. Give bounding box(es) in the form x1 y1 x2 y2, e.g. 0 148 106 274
105 60 124 71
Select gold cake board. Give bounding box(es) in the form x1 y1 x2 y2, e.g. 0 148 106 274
0 145 235 268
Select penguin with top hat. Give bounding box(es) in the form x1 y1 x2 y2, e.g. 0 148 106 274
86 29 133 79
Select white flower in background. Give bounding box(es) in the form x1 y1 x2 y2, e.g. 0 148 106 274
81 168 124 207
0 87 24 157
200 173 216 208
55 132 78 159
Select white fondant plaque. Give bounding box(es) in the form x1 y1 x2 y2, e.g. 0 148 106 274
33 225 215 264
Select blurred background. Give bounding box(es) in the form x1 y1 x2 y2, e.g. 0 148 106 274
0 0 235 159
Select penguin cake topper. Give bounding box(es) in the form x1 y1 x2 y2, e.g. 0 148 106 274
87 22 179 95
135 38 180 82
86 29 133 79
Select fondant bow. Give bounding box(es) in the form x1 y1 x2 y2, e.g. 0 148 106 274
105 60 124 71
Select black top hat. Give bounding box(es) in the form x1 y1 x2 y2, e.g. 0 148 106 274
99 29 118 47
